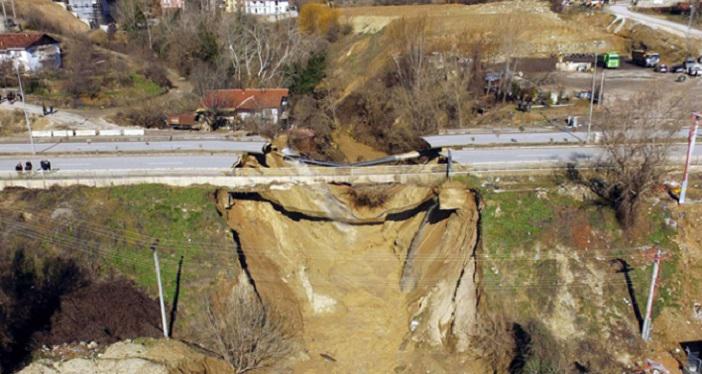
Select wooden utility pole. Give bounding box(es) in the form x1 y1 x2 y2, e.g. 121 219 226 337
680 112 701 204
151 239 169 339
15 65 35 155
642 248 664 342
587 51 598 143
597 70 606 105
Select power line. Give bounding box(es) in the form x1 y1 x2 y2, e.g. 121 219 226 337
0 208 653 263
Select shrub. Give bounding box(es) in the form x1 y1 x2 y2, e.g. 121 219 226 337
38 279 162 345
141 63 173 89
298 3 340 37
345 185 391 208
203 283 293 373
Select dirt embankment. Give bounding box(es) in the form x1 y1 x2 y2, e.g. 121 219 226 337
215 181 484 372
19 339 233 374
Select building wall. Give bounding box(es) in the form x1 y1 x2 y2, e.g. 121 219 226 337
244 0 290 15
0 44 62 72
161 0 184 9
67 0 110 27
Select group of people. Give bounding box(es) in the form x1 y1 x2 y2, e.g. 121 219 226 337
2 91 23 104
41 104 55 116
15 160 51 172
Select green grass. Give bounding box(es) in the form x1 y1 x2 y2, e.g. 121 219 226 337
129 73 165 97
3 185 237 336
481 190 555 255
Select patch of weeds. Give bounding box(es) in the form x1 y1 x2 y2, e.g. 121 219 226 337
481 191 554 255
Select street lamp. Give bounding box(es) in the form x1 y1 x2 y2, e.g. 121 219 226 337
587 41 603 144
15 63 35 155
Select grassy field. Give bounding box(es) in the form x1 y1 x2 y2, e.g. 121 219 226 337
453 173 684 364
0 185 237 338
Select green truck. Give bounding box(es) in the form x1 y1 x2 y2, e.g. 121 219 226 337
599 52 621 69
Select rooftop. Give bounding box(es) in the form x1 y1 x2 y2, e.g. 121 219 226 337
0 33 59 50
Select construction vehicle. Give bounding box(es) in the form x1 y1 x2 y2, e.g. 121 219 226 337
632 50 660 67
672 57 702 76
599 52 621 69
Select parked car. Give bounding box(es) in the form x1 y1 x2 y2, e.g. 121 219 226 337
672 64 686 73
632 50 660 67
654 64 668 73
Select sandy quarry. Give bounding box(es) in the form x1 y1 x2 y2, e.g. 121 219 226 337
340 0 625 56
216 181 483 372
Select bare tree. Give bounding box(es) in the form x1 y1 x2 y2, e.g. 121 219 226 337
586 91 688 228
203 282 293 373
222 15 319 87
388 17 441 135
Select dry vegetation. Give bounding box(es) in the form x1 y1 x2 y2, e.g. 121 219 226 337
203 282 293 373
345 184 391 208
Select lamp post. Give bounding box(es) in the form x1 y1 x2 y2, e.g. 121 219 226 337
15 64 35 155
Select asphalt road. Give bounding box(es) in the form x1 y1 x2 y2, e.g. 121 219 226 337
0 140 269 155
424 128 697 147
0 154 240 172
423 131 590 147
448 144 701 165
0 101 119 130
608 4 702 39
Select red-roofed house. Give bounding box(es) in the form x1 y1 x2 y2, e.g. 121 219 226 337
200 88 289 124
0 33 61 72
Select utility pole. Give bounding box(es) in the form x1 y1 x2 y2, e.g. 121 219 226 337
598 70 606 105
587 51 598 144
446 149 452 179
642 248 664 342
679 112 700 204
1 0 7 30
15 64 35 155
151 239 169 339
686 2 697 55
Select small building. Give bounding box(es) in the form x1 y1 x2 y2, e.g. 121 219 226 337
200 88 289 124
245 0 291 15
225 0 296 17
65 0 110 28
166 112 198 129
0 33 61 72
161 0 185 10
556 54 594 72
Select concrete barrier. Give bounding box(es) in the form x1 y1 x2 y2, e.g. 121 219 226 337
123 128 145 136
98 129 122 137
74 129 97 137
52 130 73 137
31 131 52 138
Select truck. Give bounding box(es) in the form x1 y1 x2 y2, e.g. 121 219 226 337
632 50 660 67
599 52 620 69
672 57 702 76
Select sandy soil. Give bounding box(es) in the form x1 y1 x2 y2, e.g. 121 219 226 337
217 182 483 372
340 1 624 56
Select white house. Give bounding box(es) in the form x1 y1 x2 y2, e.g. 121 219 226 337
0 33 61 72
244 0 291 16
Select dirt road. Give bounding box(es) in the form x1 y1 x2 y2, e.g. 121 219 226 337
608 3 702 40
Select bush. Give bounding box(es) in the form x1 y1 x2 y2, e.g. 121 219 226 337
203 283 293 373
141 63 173 89
298 3 340 37
345 185 390 208
38 279 162 345
115 105 166 128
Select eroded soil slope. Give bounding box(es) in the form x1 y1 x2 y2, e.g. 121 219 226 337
215 182 482 372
